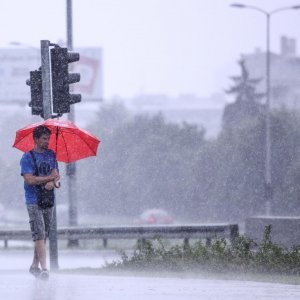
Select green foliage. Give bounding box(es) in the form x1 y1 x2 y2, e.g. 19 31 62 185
226 59 264 103
78 102 206 218
75 95 300 222
223 59 264 130
105 226 300 275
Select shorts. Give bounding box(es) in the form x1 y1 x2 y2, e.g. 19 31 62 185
26 204 54 241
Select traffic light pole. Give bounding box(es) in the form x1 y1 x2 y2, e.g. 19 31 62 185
28 36 81 268
40 40 59 270
66 0 79 247
40 40 52 119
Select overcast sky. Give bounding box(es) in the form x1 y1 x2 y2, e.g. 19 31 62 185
1 0 300 99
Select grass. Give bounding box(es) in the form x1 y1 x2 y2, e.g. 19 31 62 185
64 225 300 284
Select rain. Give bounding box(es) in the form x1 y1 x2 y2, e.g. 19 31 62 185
0 0 300 299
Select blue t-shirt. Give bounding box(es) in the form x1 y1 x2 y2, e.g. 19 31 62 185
20 149 59 204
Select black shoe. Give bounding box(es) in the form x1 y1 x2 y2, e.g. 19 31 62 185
29 266 41 278
38 269 49 281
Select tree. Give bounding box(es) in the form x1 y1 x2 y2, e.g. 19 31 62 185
200 58 268 221
223 59 265 130
77 102 206 220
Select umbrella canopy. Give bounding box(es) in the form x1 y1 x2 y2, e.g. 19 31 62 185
13 118 100 163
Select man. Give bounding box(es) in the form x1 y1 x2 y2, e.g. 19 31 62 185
20 125 60 280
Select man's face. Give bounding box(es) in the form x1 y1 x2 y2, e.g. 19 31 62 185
35 134 50 150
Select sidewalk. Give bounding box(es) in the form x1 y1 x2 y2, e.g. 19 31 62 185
0 248 120 271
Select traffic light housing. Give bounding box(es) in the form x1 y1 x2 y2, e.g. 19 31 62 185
51 47 81 115
26 70 43 116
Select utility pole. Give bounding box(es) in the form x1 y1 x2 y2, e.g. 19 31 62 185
40 40 59 270
66 0 79 247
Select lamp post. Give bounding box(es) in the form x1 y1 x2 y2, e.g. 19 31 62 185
230 4 300 215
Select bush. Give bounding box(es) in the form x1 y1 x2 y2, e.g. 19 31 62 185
105 226 300 275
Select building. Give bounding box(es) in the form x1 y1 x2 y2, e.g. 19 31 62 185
244 36 300 109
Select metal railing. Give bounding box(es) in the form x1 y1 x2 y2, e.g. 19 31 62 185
0 224 239 248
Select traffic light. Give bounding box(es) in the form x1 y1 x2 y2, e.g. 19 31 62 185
51 47 81 115
26 69 43 116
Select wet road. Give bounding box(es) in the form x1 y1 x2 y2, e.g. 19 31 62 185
0 271 300 300
0 249 299 299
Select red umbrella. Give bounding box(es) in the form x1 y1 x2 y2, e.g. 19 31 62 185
13 118 100 163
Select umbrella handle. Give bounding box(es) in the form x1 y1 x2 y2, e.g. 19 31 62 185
54 181 61 189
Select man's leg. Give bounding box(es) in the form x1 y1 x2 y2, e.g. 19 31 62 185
31 246 39 268
39 206 54 271
27 204 47 277
35 240 47 270
35 207 54 280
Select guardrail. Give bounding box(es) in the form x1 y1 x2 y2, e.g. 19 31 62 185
0 224 239 248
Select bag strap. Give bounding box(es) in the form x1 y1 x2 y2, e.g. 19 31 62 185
29 150 58 182
29 151 39 176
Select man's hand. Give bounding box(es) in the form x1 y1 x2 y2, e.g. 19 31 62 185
50 169 60 181
45 181 55 190
50 169 61 188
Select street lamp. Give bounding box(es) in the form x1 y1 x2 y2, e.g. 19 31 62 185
230 3 300 215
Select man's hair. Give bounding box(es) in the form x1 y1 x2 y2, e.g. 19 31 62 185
33 125 51 139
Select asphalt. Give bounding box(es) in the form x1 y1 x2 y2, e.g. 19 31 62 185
0 249 299 300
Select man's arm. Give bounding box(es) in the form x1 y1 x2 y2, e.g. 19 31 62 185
23 173 59 186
